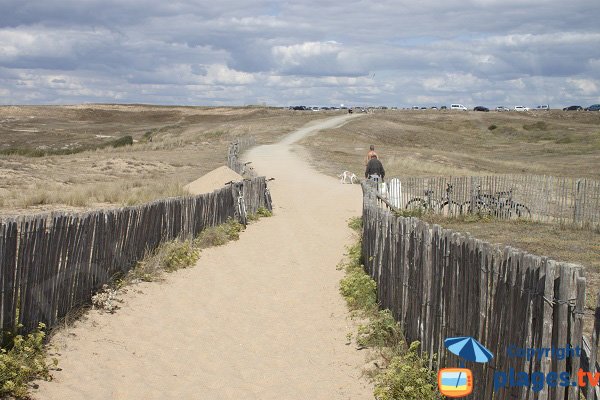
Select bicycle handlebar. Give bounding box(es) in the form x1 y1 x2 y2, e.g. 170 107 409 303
224 178 252 185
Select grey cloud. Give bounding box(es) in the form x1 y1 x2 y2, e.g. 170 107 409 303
0 0 598 107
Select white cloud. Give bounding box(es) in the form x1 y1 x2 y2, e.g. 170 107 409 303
423 73 488 92
272 41 341 67
567 78 598 96
204 64 256 85
0 0 599 106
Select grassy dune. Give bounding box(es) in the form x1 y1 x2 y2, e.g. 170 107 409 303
301 109 600 337
0 105 328 215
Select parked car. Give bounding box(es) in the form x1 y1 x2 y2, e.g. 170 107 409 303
440 106 447 110
563 105 583 111
585 104 600 111
514 106 530 112
473 106 489 112
536 105 550 110
450 104 468 111
495 106 510 112
430 106 438 110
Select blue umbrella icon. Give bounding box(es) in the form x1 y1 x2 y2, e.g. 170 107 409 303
444 336 493 363
444 337 493 388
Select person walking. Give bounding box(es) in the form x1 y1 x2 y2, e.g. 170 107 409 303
364 145 377 165
365 154 385 181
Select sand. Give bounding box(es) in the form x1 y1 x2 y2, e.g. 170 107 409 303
34 114 371 400
184 166 243 195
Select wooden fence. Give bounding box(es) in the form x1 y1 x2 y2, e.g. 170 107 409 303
227 136 256 176
0 176 269 336
389 175 600 230
362 182 599 399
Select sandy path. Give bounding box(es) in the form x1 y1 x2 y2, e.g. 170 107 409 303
35 114 370 400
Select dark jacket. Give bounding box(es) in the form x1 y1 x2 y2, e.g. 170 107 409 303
365 158 385 180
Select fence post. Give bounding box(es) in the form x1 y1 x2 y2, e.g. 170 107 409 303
570 275 586 399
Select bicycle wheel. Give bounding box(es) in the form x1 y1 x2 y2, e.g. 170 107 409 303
462 200 492 216
439 201 462 216
238 197 247 227
405 198 428 214
513 203 531 219
264 188 273 211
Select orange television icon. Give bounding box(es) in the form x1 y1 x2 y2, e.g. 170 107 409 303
438 368 473 398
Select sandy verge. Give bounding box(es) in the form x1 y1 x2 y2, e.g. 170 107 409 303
34 114 371 400
184 166 242 195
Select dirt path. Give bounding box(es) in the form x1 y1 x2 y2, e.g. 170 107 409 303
35 114 371 400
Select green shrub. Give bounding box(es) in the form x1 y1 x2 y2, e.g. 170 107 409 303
0 324 54 398
0 134 134 158
256 207 273 217
348 216 363 232
110 135 133 148
162 240 200 272
373 341 440 400
555 136 574 144
194 218 243 249
340 264 377 311
488 124 497 131
523 121 548 131
357 309 402 348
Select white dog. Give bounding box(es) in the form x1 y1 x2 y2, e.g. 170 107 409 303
338 171 358 184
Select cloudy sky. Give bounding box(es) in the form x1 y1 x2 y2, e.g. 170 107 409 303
1 0 599 108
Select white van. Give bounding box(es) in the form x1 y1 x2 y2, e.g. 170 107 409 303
450 104 468 111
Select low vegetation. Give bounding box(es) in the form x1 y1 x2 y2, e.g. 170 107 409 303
339 217 440 400
0 324 55 399
0 135 134 157
1 179 190 212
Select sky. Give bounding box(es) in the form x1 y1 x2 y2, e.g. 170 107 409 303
0 0 599 108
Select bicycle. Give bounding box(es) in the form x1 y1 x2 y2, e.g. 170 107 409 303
367 174 386 196
405 183 462 216
224 179 248 227
264 177 275 211
240 161 253 177
462 186 531 219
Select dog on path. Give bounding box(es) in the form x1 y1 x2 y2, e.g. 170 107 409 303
338 171 358 184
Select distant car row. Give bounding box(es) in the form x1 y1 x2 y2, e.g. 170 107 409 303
288 106 394 111
563 104 600 111
288 104 600 112
449 104 600 112
289 106 341 111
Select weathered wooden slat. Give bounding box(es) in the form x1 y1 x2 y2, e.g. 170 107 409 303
584 290 599 400
0 220 18 333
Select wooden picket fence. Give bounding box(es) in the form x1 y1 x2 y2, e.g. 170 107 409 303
0 176 270 337
388 175 600 230
362 182 600 399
